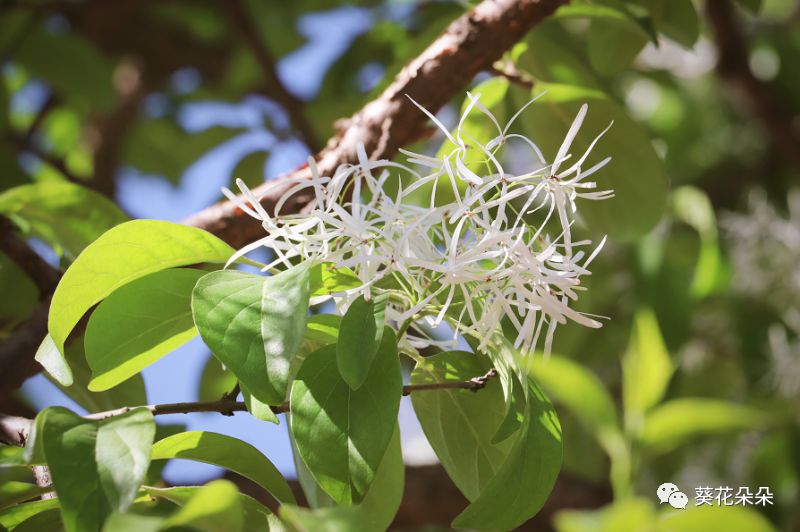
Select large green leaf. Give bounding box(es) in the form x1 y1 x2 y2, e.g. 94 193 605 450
452 377 562 530
280 427 404 532
48 220 233 356
337 294 388 390
85 268 203 391
144 483 272 532
410 351 514 501
150 430 295 504
0 499 60 530
290 330 402 505
521 83 668 240
639 399 769 454
0 181 127 259
192 265 311 405
622 308 673 431
650 0 699 49
31 407 155 531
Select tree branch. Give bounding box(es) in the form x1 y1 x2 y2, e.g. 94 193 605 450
184 0 567 249
82 369 499 421
0 215 61 297
706 0 800 170
224 0 321 152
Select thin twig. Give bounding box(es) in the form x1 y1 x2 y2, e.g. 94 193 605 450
490 61 536 90
83 369 499 421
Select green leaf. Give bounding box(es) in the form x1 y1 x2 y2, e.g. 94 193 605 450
410 351 514 501
48 220 234 356
528 355 619 434
657 504 776 532
639 399 768 454
280 426 404 532
588 18 649 75
0 252 38 326
192 265 311 405
150 430 295 504
290 330 402 505
672 186 724 298
0 482 48 510
0 499 60 530
521 83 668 240
0 182 127 259
144 483 272 532
198 355 238 402
452 377 562 530
102 511 164 532
337 294 388 390
650 0 699 49
304 314 341 345
309 264 361 296
33 407 155 531
48 338 148 414
554 497 657 532
35 335 72 387
162 480 243 532
622 308 673 429
85 268 203 391
242 385 280 424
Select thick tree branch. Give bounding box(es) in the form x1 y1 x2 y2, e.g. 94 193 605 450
706 0 800 170
83 370 499 421
224 0 321 152
184 0 567 249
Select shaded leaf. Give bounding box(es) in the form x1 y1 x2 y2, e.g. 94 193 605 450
192 265 310 405
337 293 388 390
410 351 513 501
452 377 562 530
280 426 404 532
290 330 402 505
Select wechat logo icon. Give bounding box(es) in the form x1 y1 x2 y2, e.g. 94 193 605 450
657 482 688 509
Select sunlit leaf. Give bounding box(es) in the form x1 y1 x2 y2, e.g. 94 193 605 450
48 220 233 356
85 268 203 391
150 430 295 504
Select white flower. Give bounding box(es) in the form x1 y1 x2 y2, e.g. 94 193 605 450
223 91 613 355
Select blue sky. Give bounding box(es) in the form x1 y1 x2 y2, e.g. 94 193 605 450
21 5 435 483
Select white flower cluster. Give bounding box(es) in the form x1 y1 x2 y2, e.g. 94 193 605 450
224 93 613 354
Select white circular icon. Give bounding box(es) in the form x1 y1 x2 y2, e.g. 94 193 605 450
668 491 689 509
657 482 680 504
